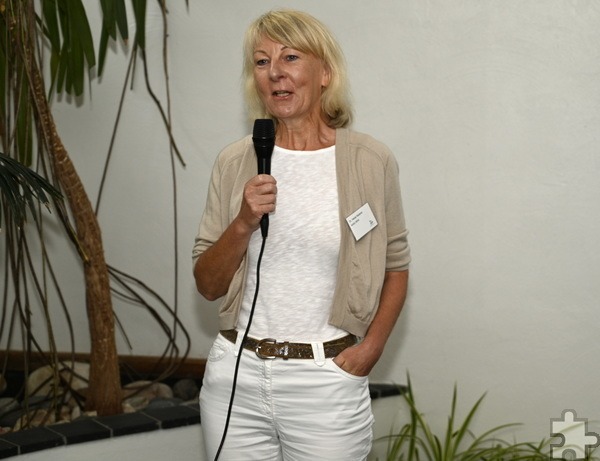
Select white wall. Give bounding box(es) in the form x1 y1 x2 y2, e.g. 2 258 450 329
30 0 600 445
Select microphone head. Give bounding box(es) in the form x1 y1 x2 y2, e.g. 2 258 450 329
253 119 275 141
253 118 275 176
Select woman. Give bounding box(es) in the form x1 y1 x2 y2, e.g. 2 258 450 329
193 9 410 460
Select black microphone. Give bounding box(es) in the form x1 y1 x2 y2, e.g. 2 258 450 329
252 119 275 238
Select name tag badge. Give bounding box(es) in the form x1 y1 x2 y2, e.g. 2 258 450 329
346 203 378 241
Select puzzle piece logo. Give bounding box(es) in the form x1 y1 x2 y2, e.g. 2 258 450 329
551 410 600 460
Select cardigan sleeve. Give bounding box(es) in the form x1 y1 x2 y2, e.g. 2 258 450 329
191 136 255 265
191 154 225 265
383 146 411 271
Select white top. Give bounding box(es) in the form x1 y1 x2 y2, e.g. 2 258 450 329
237 145 347 342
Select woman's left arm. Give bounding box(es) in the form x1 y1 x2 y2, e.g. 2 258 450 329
333 270 409 376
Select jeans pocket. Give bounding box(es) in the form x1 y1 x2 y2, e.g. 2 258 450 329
206 335 230 363
327 359 369 382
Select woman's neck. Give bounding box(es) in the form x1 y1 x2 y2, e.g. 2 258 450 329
276 118 336 151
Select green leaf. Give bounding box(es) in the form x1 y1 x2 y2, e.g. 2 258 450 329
56 41 69 94
131 0 147 50
16 76 33 166
43 0 96 96
68 23 85 96
0 19 7 114
70 0 96 70
100 0 118 39
115 0 129 42
0 152 63 228
97 27 111 76
382 373 562 460
98 0 128 76
42 0 61 52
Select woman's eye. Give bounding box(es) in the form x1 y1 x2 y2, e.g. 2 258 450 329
256 58 268 66
285 54 299 62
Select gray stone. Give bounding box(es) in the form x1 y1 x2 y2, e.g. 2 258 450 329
172 378 199 401
0 398 19 415
146 397 183 410
0 398 21 428
25 362 89 398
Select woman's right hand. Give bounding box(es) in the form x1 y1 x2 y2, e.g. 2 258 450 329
194 174 277 300
238 174 277 231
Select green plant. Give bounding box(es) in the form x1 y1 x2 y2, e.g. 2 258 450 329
0 152 63 228
0 0 188 422
380 376 599 461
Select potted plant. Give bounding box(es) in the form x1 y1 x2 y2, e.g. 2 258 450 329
378 376 599 461
0 0 187 424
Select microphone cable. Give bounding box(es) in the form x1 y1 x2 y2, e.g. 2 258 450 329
214 118 273 459
213 231 267 460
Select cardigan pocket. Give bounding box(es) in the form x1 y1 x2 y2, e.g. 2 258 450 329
347 250 371 321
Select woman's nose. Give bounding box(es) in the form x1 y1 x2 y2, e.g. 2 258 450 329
269 62 283 80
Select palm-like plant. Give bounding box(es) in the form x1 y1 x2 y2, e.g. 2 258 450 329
0 0 186 419
381 376 599 460
0 152 62 228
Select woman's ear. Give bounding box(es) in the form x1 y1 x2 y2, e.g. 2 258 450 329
321 63 332 88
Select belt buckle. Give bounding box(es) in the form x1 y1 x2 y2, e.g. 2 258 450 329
255 338 277 359
255 338 290 359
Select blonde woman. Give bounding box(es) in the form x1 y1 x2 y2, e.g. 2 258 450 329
193 9 410 460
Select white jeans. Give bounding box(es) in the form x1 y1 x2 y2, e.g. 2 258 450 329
200 334 374 461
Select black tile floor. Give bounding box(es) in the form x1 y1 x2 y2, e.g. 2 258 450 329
0 384 404 458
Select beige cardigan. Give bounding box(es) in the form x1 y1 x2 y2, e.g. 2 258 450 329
192 128 411 337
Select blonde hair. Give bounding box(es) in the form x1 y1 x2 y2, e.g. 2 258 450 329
243 9 353 128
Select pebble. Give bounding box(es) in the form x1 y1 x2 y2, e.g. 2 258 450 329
25 362 90 398
145 397 183 410
173 378 199 401
0 398 20 428
1 369 199 430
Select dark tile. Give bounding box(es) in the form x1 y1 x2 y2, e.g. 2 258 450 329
0 427 64 454
183 401 200 411
142 404 201 429
47 418 111 445
0 439 19 459
95 412 159 436
369 383 407 400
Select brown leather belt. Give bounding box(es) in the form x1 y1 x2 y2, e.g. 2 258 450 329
220 329 357 360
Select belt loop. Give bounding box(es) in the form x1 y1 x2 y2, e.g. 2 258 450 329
234 330 244 357
311 341 326 367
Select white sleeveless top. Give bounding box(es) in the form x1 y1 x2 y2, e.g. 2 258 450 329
236 145 347 342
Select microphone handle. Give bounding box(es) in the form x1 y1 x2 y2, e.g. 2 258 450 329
260 214 269 238
257 153 271 238
258 156 270 176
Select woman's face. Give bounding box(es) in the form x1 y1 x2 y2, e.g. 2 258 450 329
253 36 330 126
